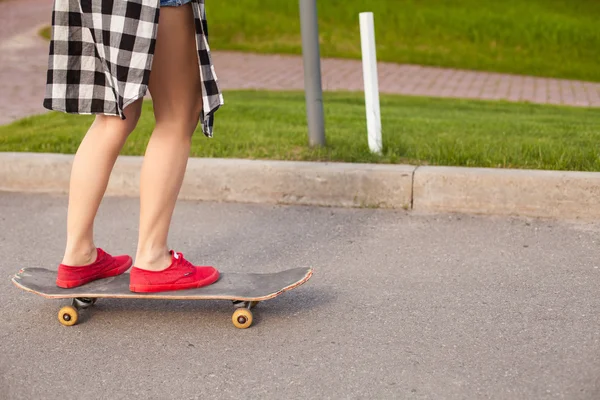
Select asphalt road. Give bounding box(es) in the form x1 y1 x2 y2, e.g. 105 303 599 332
1 192 599 399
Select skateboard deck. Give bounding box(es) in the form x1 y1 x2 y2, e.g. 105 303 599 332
12 267 313 329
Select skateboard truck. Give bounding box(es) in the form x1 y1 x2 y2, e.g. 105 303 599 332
73 297 97 309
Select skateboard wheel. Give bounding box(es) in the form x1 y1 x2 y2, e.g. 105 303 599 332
232 308 253 329
58 306 79 326
250 301 259 309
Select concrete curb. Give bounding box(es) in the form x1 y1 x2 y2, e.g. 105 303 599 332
0 152 414 209
413 166 600 219
1 152 599 220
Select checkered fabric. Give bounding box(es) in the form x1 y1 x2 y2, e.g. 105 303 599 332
43 0 223 137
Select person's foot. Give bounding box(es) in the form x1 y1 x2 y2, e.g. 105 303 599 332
129 250 219 293
56 248 132 288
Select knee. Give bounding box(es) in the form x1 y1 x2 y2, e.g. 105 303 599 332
94 101 142 139
119 101 143 135
124 102 143 130
155 100 203 136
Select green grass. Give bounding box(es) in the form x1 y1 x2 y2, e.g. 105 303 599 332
206 0 600 82
2 91 600 171
39 26 50 40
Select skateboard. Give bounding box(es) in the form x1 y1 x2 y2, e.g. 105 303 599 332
12 267 313 329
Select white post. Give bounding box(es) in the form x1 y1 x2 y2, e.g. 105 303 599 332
359 12 382 154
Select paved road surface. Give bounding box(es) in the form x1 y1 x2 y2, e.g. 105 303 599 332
1 192 599 399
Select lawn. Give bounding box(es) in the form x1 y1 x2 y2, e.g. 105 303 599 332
1 90 599 171
206 0 600 82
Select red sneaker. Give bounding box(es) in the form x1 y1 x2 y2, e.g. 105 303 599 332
129 250 219 293
56 248 132 288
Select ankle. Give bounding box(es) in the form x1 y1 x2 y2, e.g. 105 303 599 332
134 248 172 271
62 246 97 267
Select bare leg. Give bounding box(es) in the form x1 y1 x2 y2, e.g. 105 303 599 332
134 4 204 271
61 100 143 266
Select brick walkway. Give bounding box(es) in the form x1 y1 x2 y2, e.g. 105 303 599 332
212 52 600 107
0 0 53 124
0 0 598 125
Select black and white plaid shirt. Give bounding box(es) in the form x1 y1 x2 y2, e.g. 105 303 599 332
43 0 224 137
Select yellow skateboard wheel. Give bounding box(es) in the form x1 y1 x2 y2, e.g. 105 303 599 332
58 305 79 326
232 308 253 329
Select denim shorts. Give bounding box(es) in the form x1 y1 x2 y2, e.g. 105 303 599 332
160 0 192 6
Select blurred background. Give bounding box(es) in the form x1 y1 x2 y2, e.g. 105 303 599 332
1 0 599 171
